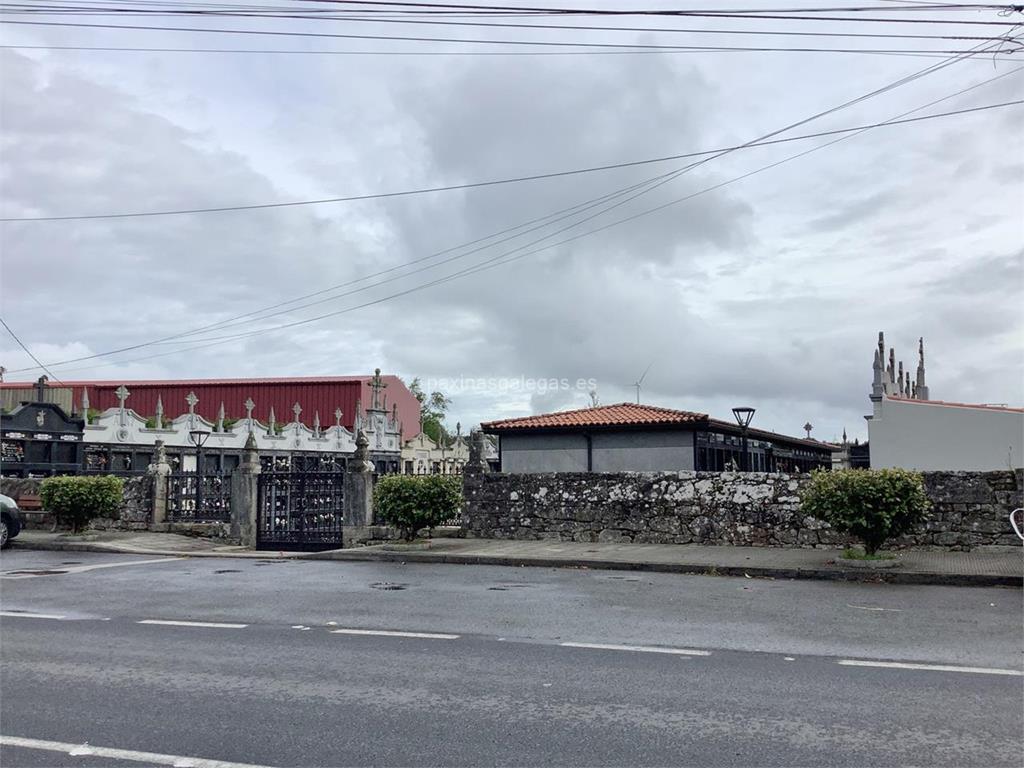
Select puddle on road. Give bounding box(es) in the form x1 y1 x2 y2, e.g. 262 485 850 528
213 569 242 574
3 569 69 577
370 582 408 591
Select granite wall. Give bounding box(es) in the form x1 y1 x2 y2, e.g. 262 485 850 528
463 470 1023 550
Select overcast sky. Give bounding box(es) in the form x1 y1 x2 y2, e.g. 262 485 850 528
1 2 1022 441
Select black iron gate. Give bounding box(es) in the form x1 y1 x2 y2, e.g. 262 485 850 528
167 471 232 522
257 470 345 551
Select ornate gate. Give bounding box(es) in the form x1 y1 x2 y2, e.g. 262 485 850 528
166 471 232 522
256 469 345 551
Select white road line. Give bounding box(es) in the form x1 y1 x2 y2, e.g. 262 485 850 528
0 735 274 768
847 604 903 612
560 642 711 657
138 619 248 629
330 628 460 640
0 557 184 579
838 659 1023 676
0 611 67 620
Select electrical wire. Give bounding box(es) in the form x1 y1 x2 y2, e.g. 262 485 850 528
0 317 65 384
9 39 1014 375
3 99 1018 223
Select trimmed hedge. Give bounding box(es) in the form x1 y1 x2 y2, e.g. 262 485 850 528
40 475 124 532
374 475 463 541
801 468 929 555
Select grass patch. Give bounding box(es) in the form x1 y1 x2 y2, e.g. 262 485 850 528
841 547 897 561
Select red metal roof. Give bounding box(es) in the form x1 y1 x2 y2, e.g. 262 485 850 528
0 375 373 388
482 403 708 431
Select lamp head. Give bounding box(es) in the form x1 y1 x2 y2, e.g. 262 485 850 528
731 407 756 429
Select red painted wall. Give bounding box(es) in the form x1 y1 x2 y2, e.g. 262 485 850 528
1 376 421 440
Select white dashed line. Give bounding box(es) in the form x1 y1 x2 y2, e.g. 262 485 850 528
138 619 248 629
0 611 67 620
847 604 903 612
838 659 1023 676
560 642 711 656
0 735 273 767
330 628 460 640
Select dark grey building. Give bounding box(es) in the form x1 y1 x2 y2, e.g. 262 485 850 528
482 403 834 474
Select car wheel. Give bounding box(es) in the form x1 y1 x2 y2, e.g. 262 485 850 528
0 517 9 549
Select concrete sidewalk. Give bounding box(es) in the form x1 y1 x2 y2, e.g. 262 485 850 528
9 529 1022 586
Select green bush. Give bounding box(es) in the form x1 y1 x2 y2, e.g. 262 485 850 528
800 468 929 555
40 475 124 532
374 475 463 541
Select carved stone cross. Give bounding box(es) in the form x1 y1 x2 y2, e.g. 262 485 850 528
185 391 198 414
35 375 49 402
334 407 343 427
292 402 302 422
244 398 255 420
115 385 130 407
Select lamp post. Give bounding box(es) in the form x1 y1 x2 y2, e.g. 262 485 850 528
188 428 211 515
731 407 756 472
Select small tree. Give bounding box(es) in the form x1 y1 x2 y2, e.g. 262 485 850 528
40 475 124 533
374 475 463 541
801 468 929 555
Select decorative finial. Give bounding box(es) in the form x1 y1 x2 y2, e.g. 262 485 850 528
155 395 164 430
268 406 276 435
81 388 91 425
216 401 225 432
313 410 321 437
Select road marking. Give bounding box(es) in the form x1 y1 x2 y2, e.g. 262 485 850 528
138 619 248 629
330 628 459 640
560 642 711 657
1 558 184 579
838 659 1023 676
784 656 796 661
0 735 274 768
847 604 903 612
0 611 67 620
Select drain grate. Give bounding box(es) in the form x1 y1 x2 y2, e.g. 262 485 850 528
370 582 407 591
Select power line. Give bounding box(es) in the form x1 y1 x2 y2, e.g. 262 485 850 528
5 18 1018 51
3 2 1018 41
0 317 65 384
3 99 1019 222
11 40 1012 374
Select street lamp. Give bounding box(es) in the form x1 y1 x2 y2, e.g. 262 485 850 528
731 407 756 472
188 429 211 516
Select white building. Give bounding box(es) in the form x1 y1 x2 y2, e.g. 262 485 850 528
866 332 1024 471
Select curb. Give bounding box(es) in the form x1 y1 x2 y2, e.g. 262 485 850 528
10 538 1021 587
305 549 1023 587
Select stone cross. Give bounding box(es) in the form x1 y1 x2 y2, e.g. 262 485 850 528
155 396 164 430
35 375 49 402
116 385 130 426
369 368 386 411
185 391 198 415
244 398 255 420
292 402 302 423
803 422 813 439
334 407 343 428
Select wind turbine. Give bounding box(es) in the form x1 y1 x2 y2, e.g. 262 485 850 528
633 360 655 405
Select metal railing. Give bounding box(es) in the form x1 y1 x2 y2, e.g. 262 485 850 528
166 471 232 522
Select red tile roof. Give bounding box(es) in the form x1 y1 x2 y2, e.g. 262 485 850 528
482 403 708 432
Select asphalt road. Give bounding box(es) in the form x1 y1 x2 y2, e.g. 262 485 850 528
1 549 1021 767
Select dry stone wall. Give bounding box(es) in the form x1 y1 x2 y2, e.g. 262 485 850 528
463 470 1023 550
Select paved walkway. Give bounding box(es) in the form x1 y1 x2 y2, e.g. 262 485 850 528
9 530 1022 586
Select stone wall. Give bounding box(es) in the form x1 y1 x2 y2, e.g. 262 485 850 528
0 475 152 531
463 470 1023 550
91 475 152 531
